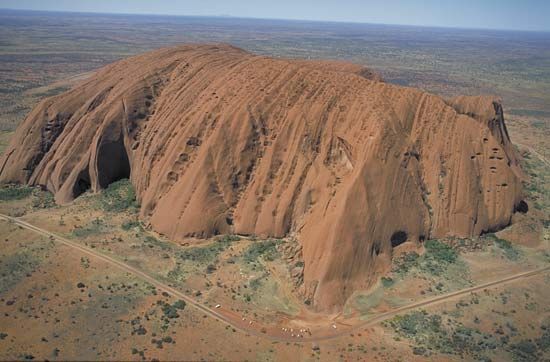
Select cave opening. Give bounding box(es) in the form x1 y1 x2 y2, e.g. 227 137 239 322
73 168 91 198
390 231 408 248
515 200 529 214
96 138 131 189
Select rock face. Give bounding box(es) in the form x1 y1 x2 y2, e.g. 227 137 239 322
0 44 525 311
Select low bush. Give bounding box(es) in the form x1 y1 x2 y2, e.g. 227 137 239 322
173 300 186 310
389 311 497 358
392 240 459 277
424 240 458 264
243 239 282 263
143 235 170 251
72 218 106 238
381 277 394 287
31 189 55 209
99 179 139 212
121 220 141 231
484 233 521 260
158 301 180 319
0 184 33 201
509 340 540 361
178 235 238 263
393 252 420 274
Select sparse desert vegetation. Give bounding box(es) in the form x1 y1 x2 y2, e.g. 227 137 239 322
0 8 548 362
4 173 547 361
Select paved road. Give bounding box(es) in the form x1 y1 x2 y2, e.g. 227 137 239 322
1 213 548 343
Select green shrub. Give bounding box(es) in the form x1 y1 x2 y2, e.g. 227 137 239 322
392 240 459 276
393 252 420 274
158 301 180 319
167 264 186 283
510 340 539 361
495 239 520 260
99 179 138 212
424 240 458 263
484 233 521 260
178 235 237 263
121 220 141 231
412 346 428 356
389 311 496 358
0 184 33 201
143 235 170 251
249 275 266 290
173 300 186 310
31 189 55 209
243 239 282 263
0 251 39 294
419 240 458 275
390 311 443 338
381 277 394 288
537 329 550 351
72 218 107 237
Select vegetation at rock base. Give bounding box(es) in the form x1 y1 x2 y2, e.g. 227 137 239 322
393 239 459 276
98 179 139 212
178 235 239 263
0 184 33 201
483 233 521 261
121 219 142 231
243 239 282 264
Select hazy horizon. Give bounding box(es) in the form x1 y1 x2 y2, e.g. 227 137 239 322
1 0 549 32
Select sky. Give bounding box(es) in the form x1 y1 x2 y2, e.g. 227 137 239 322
1 0 549 32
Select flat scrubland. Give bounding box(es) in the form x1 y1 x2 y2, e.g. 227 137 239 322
1 9 549 133
0 205 415 361
0 9 549 361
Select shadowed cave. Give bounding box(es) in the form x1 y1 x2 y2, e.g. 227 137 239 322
96 138 131 189
73 168 91 198
390 231 408 248
72 137 131 198
515 200 529 214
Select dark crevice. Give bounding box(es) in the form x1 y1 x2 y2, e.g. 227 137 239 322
515 200 529 214
390 231 408 248
371 242 381 257
97 137 131 189
73 167 91 198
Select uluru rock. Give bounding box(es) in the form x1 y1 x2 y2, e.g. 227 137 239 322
0 44 525 311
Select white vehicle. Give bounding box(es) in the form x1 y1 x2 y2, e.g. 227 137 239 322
215 304 221 309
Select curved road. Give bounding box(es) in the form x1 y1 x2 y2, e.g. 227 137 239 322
1 213 548 343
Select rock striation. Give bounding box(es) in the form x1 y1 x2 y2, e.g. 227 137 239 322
0 44 525 311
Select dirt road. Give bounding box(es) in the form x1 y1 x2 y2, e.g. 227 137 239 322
1 213 548 343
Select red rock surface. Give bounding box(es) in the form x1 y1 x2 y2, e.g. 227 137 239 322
0 44 525 311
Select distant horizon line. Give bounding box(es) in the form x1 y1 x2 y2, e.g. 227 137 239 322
1 7 549 34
